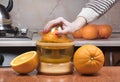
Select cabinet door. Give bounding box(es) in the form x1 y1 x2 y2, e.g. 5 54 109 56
104 52 110 66
112 52 120 66
104 51 120 66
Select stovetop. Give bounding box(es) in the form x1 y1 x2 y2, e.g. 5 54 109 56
0 33 28 38
0 27 33 40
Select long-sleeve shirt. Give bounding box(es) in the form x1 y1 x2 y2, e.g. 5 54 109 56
78 0 118 23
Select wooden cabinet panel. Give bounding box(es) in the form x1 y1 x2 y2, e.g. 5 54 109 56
104 52 111 66
103 49 120 66
112 52 120 66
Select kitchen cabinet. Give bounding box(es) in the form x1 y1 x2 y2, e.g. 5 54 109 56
100 47 120 66
1 46 120 67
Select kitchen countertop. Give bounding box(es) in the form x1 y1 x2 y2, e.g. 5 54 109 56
0 33 40 47
0 66 120 82
74 33 120 47
1 33 120 47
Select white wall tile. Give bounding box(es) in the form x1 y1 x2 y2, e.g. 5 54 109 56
0 0 120 32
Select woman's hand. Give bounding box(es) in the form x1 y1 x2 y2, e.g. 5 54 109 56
43 17 87 34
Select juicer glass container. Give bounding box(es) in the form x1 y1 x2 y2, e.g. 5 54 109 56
36 41 74 75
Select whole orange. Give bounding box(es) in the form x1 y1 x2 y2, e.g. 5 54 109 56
82 24 98 40
73 44 105 74
97 24 112 39
72 27 83 39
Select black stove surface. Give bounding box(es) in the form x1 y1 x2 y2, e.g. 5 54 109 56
0 28 33 40
0 27 33 39
0 33 29 38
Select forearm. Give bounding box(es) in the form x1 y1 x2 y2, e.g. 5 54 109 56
78 0 117 23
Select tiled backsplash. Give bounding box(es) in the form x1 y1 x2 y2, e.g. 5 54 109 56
1 0 120 32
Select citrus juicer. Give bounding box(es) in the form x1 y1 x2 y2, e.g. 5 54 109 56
36 27 74 74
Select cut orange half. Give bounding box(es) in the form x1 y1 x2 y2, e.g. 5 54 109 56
10 51 39 74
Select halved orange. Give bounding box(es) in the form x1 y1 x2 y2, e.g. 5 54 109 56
10 51 39 74
40 27 73 43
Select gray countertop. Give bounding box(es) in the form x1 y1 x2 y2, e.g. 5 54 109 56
0 33 40 47
74 33 120 47
0 33 120 47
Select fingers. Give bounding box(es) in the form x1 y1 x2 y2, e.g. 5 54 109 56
43 19 60 33
56 26 70 35
43 17 70 33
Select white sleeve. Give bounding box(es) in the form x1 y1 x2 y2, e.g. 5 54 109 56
78 0 117 23
78 8 99 23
